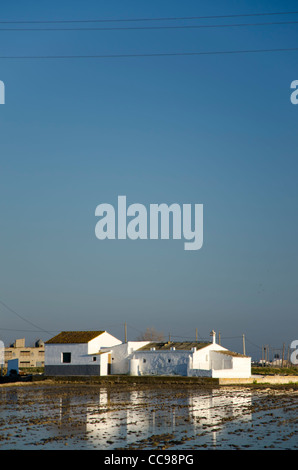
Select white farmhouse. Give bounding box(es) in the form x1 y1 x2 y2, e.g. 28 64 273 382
45 330 122 376
44 330 251 379
125 331 251 379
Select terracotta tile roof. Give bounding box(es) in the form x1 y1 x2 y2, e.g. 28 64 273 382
45 331 105 344
137 341 211 351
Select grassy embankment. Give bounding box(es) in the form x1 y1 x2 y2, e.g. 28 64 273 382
251 366 298 376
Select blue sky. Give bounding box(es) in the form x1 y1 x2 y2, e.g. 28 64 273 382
0 0 297 359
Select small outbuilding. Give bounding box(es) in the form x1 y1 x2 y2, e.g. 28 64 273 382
44 330 122 376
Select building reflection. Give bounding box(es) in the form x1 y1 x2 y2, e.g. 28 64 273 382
52 387 252 447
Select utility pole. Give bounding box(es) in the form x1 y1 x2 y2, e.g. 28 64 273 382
218 332 221 345
261 345 263 365
282 343 285 368
242 334 246 356
124 322 127 343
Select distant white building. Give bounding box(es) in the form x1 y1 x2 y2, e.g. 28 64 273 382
45 331 122 376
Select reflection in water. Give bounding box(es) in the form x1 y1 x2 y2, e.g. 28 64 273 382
54 388 252 448
0 385 297 450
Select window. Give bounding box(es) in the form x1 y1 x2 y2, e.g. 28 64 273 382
20 351 30 357
62 352 71 363
93 357 97 362
143 358 146 363
168 359 171 363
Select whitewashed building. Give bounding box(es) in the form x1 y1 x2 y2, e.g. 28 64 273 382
105 341 150 375
45 330 122 376
123 331 251 379
44 330 251 379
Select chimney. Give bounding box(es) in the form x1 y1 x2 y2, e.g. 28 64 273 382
210 330 216 344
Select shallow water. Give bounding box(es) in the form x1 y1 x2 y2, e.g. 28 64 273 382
0 384 297 450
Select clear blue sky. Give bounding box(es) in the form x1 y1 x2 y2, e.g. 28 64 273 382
0 0 297 359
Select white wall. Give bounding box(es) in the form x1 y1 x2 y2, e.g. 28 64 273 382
189 354 251 378
188 346 251 378
134 349 191 376
188 369 212 377
209 351 233 370
45 343 90 365
109 342 149 375
130 344 230 377
45 332 122 366
88 332 122 354
98 353 109 376
211 357 251 378
191 344 227 370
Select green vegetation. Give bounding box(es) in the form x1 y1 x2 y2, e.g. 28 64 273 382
19 367 44 374
38 374 219 386
252 366 298 376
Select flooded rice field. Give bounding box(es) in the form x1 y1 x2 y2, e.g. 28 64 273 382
0 383 297 450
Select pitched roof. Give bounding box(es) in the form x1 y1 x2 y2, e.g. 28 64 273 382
137 341 211 351
45 331 105 344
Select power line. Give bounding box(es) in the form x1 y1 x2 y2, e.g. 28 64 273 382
0 298 53 336
1 10 298 24
0 47 297 60
245 338 263 349
220 335 243 339
1 20 298 31
0 327 59 333
126 324 144 334
171 335 209 341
